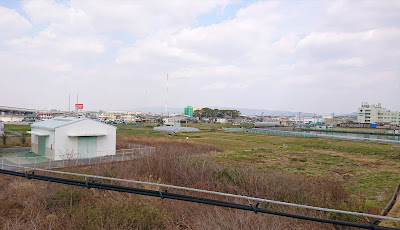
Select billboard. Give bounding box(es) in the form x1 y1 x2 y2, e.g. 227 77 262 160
75 104 83 110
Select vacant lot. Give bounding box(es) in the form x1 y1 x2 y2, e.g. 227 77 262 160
118 123 400 211
1 135 357 229
0 124 31 149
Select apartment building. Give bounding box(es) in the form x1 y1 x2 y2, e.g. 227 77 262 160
357 102 400 125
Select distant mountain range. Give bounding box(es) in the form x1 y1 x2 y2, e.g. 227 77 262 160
134 106 318 116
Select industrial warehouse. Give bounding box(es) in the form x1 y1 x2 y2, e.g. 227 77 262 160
28 117 116 160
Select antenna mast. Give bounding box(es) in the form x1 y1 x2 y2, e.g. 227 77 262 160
165 74 168 116
76 94 78 117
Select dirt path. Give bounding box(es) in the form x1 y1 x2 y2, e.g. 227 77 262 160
380 182 400 228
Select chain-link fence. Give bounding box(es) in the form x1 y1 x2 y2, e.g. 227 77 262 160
1 145 156 171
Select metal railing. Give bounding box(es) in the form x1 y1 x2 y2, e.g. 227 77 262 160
1 163 400 223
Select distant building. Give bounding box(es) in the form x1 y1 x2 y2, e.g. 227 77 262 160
325 118 342 126
357 102 400 125
163 116 186 126
25 114 41 122
28 117 116 160
184 106 194 116
279 116 295 126
216 118 227 124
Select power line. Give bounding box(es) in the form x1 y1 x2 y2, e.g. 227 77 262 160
0 168 398 230
1 162 399 223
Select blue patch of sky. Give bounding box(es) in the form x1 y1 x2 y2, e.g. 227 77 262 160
0 0 46 36
0 0 24 15
195 0 258 27
106 31 136 47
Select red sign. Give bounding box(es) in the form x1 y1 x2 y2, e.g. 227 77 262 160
75 104 83 110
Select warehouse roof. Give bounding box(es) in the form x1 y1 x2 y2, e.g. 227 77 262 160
31 117 87 131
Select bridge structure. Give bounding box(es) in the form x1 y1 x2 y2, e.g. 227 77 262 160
0 106 37 116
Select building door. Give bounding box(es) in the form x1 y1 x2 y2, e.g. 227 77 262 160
78 136 97 158
38 136 46 156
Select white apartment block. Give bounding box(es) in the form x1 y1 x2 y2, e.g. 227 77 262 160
357 102 400 125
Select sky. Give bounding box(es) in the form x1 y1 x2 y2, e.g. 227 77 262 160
0 0 399 114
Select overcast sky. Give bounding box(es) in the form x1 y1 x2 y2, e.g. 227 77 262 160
0 0 399 114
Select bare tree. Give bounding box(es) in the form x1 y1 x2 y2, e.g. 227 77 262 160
1 133 8 145
57 144 78 167
19 132 26 145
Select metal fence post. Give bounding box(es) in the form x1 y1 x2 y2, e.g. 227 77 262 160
122 153 124 161
1 158 3 169
34 157 37 168
48 159 51 169
18 157 21 167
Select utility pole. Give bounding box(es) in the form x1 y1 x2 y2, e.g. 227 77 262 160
68 94 70 116
76 94 78 117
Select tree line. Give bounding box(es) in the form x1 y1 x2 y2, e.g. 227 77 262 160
193 108 241 119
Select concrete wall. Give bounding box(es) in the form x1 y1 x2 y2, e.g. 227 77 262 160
54 119 116 160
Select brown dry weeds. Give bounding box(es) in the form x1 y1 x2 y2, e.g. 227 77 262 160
0 136 372 229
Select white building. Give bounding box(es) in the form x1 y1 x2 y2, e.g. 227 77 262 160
357 102 400 125
216 118 227 124
28 117 116 160
163 116 185 126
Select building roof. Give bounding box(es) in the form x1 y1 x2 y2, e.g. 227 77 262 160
26 114 40 118
31 117 87 131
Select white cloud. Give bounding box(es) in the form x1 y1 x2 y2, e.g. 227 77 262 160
201 82 228 90
0 0 399 113
335 58 364 67
230 83 248 89
0 6 31 40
